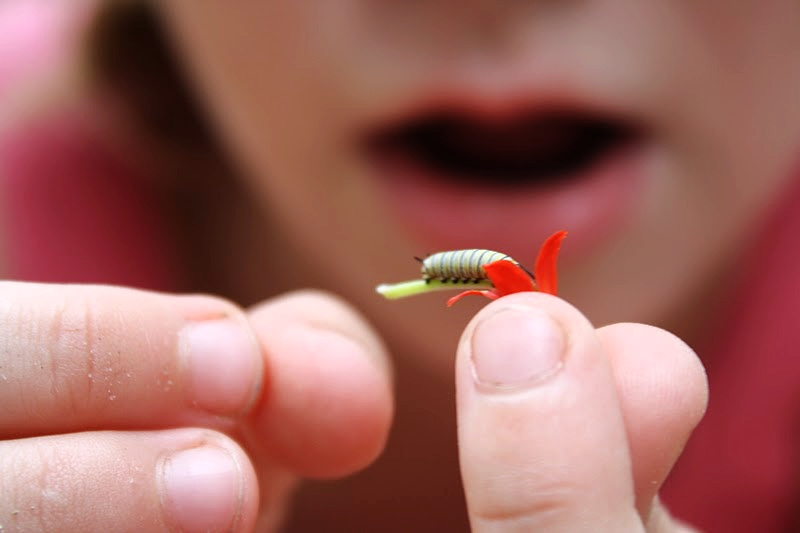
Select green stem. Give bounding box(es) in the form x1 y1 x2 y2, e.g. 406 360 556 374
375 279 493 300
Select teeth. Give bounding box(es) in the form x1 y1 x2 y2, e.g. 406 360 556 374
371 112 636 184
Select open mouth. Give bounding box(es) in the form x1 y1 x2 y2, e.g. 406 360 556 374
366 109 642 188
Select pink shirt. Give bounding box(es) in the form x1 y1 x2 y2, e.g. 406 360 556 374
661 172 800 531
0 107 179 289
0 1 178 289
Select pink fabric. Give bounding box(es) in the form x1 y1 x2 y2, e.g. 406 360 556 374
0 1 178 290
661 173 800 532
0 109 179 289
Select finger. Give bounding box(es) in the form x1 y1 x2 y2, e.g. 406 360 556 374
0 282 263 437
0 428 259 533
456 293 642 533
245 290 394 479
597 323 708 523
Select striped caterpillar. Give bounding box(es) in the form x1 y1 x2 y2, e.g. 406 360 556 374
418 249 534 284
376 230 567 305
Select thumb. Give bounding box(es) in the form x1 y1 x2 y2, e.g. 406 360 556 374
456 293 642 533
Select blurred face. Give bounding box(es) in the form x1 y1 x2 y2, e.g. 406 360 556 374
159 1 800 369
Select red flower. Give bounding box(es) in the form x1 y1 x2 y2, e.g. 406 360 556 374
446 230 568 307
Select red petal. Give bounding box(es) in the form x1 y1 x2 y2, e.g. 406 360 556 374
483 260 536 296
534 230 568 295
447 289 498 307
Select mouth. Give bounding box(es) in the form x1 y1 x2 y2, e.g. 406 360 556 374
366 110 641 188
363 102 651 262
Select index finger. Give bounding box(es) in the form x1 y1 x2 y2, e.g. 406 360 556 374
0 281 263 437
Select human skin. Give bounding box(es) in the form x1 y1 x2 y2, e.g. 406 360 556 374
155 0 800 363
2 0 799 531
0 285 705 531
0 286 391 531
154 3 800 522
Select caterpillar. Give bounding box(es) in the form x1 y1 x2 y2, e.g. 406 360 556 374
376 231 566 303
418 249 534 284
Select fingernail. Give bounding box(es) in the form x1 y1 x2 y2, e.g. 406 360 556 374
180 318 262 415
160 445 243 533
470 306 565 390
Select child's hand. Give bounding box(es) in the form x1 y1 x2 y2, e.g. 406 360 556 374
0 283 393 532
455 293 707 532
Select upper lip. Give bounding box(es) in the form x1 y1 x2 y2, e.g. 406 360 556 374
358 68 645 133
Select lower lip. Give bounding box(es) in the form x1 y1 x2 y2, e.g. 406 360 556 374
369 142 649 262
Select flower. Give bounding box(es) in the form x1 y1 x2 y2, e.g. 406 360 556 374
446 230 567 307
